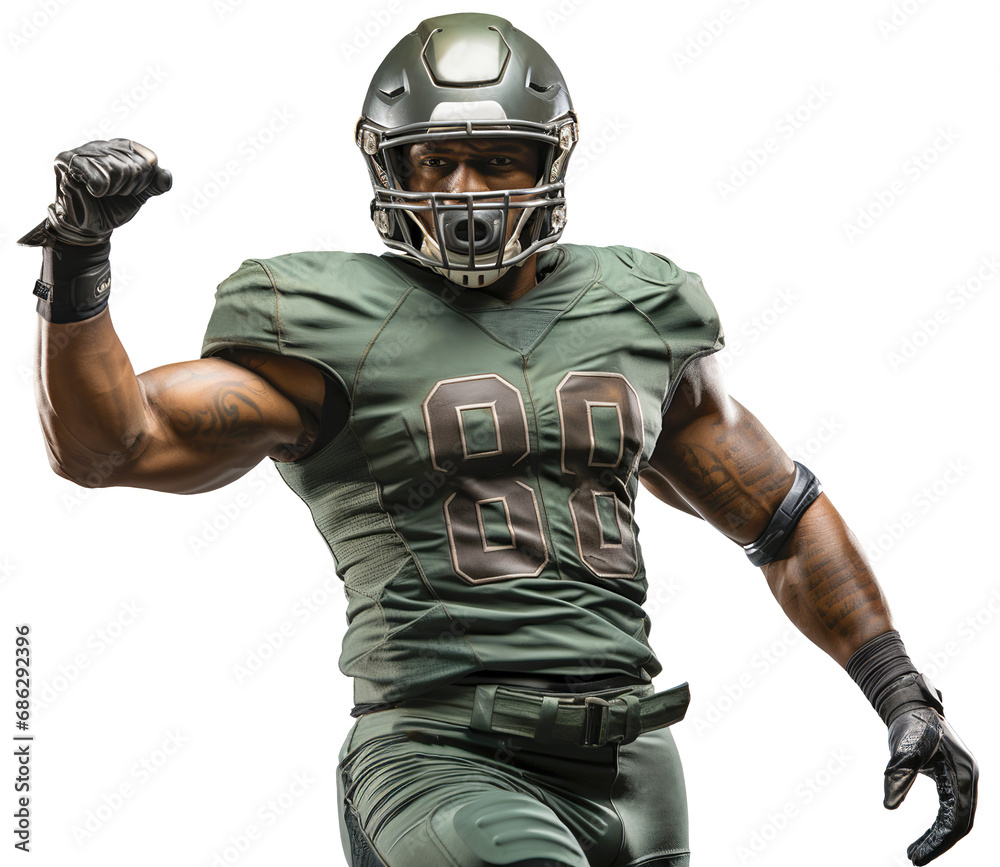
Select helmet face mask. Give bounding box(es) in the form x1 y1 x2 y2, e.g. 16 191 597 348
357 13 578 287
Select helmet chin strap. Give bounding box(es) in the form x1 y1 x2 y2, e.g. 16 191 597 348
404 206 535 288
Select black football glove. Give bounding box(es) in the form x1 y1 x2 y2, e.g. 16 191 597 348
18 138 171 247
883 706 978 865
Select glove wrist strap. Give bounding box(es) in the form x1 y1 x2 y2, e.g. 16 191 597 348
845 630 943 725
34 239 112 324
880 672 944 725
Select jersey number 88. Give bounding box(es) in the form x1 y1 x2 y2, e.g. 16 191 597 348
422 371 643 584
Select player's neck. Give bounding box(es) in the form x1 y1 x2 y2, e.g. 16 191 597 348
476 254 539 305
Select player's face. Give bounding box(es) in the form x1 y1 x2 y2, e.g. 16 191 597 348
400 137 541 245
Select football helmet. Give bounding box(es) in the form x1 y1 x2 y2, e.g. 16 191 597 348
357 13 579 287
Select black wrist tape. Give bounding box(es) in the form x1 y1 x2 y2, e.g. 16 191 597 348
34 240 112 324
846 630 943 725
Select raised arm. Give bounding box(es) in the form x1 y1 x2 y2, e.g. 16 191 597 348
25 138 328 495
37 309 325 494
641 352 977 866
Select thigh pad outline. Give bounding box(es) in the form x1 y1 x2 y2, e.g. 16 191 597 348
429 790 589 867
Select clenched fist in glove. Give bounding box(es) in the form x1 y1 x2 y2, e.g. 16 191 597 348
20 139 171 323
20 138 172 247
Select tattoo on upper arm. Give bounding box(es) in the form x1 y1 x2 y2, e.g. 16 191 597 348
167 379 269 453
661 411 793 541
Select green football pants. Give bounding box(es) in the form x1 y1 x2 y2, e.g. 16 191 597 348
337 682 690 866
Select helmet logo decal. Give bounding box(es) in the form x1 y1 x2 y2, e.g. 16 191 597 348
429 101 508 122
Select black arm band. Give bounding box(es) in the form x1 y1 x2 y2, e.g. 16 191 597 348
742 460 822 566
34 239 112 324
845 630 944 725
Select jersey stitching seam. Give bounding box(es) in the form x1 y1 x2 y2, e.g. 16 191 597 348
404 283 537 354
598 281 724 416
659 345 724 418
250 259 285 353
241 259 327 460
600 281 668 353
235 260 354 461
349 286 485 670
502 248 603 583
351 284 413 399
400 244 601 356
524 245 602 356
520 354 565 582
357 601 447 657
225 257 480 691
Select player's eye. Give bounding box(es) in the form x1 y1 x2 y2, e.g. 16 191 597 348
486 156 514 167
421 157 449 168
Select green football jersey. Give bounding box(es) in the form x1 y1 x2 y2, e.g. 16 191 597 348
200 244 724 707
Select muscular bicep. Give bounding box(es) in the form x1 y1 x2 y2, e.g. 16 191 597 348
644 354 796 544
117 353 320 494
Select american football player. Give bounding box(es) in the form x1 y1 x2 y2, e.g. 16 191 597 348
23 12 977 867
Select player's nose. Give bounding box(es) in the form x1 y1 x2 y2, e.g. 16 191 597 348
444 161 491 196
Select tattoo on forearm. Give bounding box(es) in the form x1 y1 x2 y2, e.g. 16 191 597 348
761 507 891 664
799 534 884 637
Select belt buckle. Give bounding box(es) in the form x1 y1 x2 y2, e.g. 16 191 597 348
581 696 611 747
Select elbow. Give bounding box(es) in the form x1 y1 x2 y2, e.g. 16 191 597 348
46 440 138 489
49 455 124 488
36 403 150 488
49 459 85 486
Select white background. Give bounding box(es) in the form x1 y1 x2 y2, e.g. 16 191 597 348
2 0 997 865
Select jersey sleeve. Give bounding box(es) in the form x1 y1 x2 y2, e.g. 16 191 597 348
608 246 726 413
199 257 354 452
200 256 352 395
200 258 283 361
